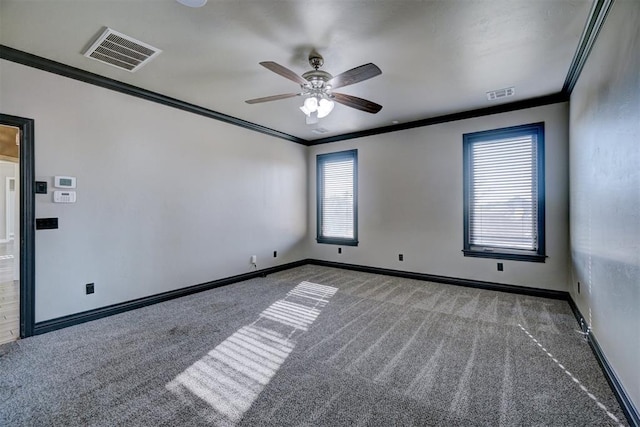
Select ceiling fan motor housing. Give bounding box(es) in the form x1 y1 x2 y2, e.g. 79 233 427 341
301 69 333 98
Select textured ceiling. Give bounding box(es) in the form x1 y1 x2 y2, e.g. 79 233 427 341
0 0 592 140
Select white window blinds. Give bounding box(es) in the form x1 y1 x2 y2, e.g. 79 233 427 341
318 151 356 242
468 134 538 251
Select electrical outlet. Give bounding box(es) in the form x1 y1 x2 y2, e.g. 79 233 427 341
250 255 257 265
338 247 342 254
86 283 94 295
580 318 589 334
399 254 404 261
273 251 277 258
497 263 503 271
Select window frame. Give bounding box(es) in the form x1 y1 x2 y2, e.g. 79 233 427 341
316 149 358 246
463 122 546 263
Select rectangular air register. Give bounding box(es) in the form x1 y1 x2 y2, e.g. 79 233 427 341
83 28 161 72
486 87 515 101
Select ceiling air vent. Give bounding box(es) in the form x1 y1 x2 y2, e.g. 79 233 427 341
83 28 161 72
311 128 330 135
486 87 515 101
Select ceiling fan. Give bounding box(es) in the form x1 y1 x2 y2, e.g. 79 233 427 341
245 50 382 122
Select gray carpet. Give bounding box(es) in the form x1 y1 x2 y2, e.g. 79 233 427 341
0 265 629 426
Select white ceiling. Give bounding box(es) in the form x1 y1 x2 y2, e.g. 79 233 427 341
0 0 592 141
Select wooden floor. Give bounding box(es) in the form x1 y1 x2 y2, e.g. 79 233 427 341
0 241 19 345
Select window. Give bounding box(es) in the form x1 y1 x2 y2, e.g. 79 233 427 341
317 150 358 246
463 122 545 262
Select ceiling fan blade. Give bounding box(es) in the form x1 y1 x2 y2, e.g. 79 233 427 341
259 61 308 86
332 92 383 114
327 63 382 90
245 93 301 104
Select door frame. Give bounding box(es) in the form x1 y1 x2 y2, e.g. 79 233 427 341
0 114 35 338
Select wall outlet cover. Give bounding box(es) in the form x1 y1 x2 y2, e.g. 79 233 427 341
36 217 58 230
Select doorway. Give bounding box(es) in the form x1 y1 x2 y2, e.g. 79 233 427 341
0 150 19 344
0 114 35 340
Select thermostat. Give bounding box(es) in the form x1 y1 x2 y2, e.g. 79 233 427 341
53 190 76 203
54 176 76 189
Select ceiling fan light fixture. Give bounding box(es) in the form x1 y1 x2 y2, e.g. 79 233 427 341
305 96 319 111
300 96 319 116
306 112 319 125
300 96 334 119
317 98 334 118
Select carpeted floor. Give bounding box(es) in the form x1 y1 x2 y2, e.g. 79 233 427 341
0 265 629 426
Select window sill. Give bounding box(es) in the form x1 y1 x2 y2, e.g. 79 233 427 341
462 249 546 263
317 237 358 246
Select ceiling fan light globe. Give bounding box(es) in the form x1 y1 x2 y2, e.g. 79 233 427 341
304 96 319 112
306 112 319 125
317 99 335 118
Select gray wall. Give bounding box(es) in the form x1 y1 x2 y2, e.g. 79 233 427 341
0 60 308 322
307 103 570 291
569 0 640 411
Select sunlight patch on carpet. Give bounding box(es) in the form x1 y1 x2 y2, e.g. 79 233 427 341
167 281 338 425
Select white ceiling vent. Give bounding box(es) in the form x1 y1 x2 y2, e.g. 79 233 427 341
83 28 161 72
311 128 330 135
486 87 515 101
